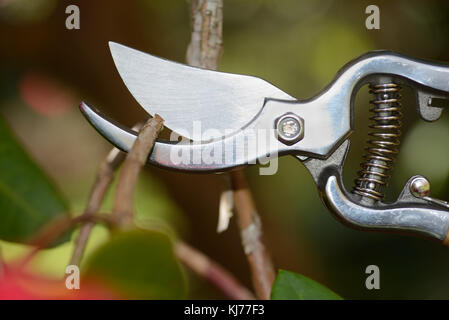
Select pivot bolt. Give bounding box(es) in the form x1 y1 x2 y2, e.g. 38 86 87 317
275 113 304 145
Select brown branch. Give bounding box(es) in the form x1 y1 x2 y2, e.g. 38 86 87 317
187 0 275 299
55 1 261 301
112 115 164 226
175 241 255 300
186 0 223 69
65 116 252 299
111 115 253 299
22 213 117 266
69 122 145 266
230 171 275 299
69 148 125 265
138 220 255 300
31 214 117 249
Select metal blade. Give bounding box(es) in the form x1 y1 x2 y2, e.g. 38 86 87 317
79 101 273 172
109 42 295 141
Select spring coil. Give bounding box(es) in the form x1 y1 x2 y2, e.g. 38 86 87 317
352 82 403 202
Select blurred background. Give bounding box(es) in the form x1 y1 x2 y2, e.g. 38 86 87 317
1 0 449 299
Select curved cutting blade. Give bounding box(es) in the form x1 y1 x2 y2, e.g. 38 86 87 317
79 101 274 172
109 42 295 141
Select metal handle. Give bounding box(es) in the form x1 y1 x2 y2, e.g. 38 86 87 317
303 140 449 244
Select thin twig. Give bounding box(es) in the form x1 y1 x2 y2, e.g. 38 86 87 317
138 221 255 300
175 241 255 300
111 115 254 299
31 214 117 248
187 0 223 69
230 170 275 299
112 115 164 226
69 122 145 266
69 149 125 265
187 0 275 299
22 213 117 266
62 0 263 301
66 116 252 299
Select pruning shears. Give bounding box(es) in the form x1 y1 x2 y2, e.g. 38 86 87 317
80 42 449 245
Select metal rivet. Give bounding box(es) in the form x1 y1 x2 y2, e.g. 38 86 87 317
275 113 304 144
410 177 431 198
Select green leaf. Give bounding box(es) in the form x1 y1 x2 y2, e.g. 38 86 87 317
0 116 69 243
84 230 186 299
271 269 342 300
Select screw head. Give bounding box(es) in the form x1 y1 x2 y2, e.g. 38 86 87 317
275 113 304 144
410 177 431 198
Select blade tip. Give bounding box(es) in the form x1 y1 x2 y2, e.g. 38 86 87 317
79 101 98 121
108 41 123 56
79 101 89 114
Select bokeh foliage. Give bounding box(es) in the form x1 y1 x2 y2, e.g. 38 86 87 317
0 116 68 242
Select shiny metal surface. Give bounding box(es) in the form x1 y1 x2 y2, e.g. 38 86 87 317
352 80 403 204
82 44 449 241
303 141 449 241
105 44 449 169
109 42 295 141
410 176 449 210
82 101 449 240
325 174 449 240
80 102 282 172
410 177 431 198
275 113 304 144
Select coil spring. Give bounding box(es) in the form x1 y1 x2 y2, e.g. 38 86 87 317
352 82 403 202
